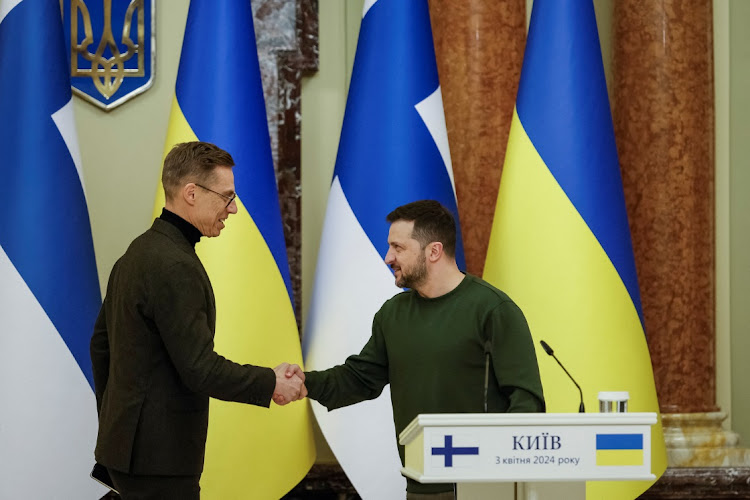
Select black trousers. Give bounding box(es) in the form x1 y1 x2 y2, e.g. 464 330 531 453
108 468 201 500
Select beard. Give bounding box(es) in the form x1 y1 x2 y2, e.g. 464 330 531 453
394 253 427 289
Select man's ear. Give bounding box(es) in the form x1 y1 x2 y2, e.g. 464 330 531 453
427 241 443 263
183 183 197 206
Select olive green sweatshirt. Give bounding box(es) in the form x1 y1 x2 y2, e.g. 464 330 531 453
305 274 545 494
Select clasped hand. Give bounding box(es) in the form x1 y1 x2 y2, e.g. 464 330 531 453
272 363 307 406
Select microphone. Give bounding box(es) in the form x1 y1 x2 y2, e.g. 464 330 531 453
539 340 585 413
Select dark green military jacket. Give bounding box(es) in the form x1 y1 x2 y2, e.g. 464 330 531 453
90 218 275 475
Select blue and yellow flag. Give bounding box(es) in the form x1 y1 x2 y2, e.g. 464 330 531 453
153 1 314 497
596 434 645 467
483 1 666 498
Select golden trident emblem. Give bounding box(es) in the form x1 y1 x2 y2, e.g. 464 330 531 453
71 0 145 100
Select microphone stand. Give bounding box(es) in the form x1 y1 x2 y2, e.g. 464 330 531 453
540 340 585 413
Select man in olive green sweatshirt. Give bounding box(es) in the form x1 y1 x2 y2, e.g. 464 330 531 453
298 199 545 499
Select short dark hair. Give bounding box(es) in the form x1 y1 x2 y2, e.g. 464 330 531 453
386 200 457 257
162 142 235 201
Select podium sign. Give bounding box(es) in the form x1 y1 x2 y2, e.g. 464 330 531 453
399 413 656 484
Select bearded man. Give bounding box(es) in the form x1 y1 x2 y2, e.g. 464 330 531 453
301 199 544 500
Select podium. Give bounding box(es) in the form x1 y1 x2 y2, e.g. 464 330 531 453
399 412 656 499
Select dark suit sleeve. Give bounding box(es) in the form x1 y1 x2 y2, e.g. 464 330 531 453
152 261 276 407
90 302 109 415
489 301 545 412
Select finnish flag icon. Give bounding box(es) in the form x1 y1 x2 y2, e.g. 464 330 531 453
431 433 480 468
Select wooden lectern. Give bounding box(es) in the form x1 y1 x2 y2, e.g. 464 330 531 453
399 413 657 499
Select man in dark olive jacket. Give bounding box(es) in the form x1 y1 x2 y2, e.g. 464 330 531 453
90 141 305 499
301 200 545 500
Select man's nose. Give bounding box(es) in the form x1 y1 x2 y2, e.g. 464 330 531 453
227 199 238 214
384 249 394 265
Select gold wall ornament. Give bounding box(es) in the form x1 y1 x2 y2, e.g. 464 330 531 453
65 0 155 111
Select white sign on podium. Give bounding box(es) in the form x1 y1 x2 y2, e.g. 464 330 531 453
399 413 656 499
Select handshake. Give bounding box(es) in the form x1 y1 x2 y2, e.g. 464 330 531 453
272 363 307 406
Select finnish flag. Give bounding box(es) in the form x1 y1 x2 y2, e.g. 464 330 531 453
0 0 103 497
303 0 464 498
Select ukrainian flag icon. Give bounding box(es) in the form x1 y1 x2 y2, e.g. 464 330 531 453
596 434 644 466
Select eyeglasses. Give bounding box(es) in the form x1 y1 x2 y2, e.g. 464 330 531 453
195 183 237 208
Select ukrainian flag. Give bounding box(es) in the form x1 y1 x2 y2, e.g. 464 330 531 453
153 1 314 498
483 1 666 498
596 434 644 467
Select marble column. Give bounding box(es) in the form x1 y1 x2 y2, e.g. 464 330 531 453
428 0 526 276
254 0 318 327
612 0 749 471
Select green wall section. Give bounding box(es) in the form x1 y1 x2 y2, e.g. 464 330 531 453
76 3 190 291
729 0 750 446
300 0 364 463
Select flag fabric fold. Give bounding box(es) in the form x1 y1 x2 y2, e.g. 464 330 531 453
303 0 464 498
153 1 315 497
483 0 667 498
0 0 103 497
